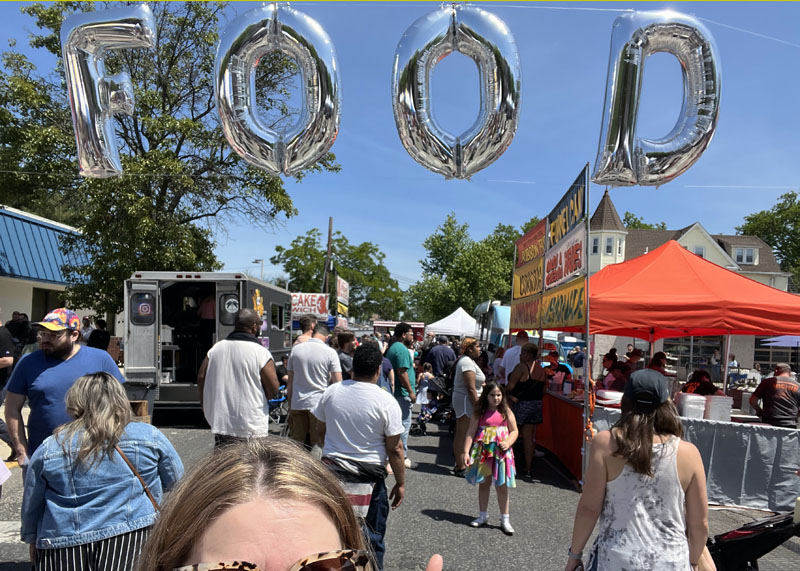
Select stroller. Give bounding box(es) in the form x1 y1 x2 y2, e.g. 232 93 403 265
268 384 289 429
410 376 453 436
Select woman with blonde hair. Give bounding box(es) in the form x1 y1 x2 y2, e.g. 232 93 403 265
22 372 183 570
137 438 444 571
451 337 485 477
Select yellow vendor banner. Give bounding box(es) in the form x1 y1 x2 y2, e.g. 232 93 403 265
510 295 542 330
337 301 348 317
540 277 586 329
513 257 543 300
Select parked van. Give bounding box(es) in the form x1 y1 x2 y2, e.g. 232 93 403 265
123 272 291 412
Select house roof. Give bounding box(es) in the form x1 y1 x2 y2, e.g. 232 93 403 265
589 190 626 232
0 206 88 285
715 234 783 272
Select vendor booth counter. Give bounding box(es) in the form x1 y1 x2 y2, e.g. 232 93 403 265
536 391 585 483
592 406 800 512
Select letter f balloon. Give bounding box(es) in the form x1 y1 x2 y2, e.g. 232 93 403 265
61 5 155 178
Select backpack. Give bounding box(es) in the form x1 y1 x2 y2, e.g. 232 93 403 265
442 357 460 389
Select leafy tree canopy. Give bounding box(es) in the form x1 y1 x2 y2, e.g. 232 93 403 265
737 191 800 288
0 1 339 314
270 229 403 321
405 213 519 323
623 211 667 230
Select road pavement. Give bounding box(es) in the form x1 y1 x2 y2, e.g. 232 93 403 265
0 410 797 569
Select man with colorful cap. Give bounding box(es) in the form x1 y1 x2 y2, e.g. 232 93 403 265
4 308 124 465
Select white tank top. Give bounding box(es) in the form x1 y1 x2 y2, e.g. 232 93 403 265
587 436 691 571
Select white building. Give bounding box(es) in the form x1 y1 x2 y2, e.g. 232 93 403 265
0 205 87 323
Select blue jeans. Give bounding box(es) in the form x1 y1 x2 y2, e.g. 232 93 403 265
362 478 389 570
396 395 411 458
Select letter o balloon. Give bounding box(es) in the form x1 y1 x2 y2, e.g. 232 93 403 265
392 5 522 180
215 3 341 177
592 10 721 187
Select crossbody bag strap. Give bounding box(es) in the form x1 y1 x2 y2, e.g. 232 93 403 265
115 444 160 512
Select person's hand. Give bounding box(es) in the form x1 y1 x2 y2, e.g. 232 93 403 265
461 452 471 467
508 395 518 404
426 554 443 571
498 439 510 452
564 557 583 571
16 448 29 468
29 544 35 563
409 393 416 404
389 483 405 509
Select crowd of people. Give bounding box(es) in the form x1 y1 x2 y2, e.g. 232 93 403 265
1 304 799 570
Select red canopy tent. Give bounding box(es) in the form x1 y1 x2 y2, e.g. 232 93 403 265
562 240 800 340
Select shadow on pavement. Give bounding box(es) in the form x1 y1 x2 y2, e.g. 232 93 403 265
0 563 29 570
420 508 474 526
409 462 455 477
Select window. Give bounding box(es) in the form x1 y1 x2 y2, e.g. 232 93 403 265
735 247 755 264
219 294 238 325
130 292 155 326
592 237 598 254
617 239 623 255
271 302 283 330
605 237 613 255
694 246 705 258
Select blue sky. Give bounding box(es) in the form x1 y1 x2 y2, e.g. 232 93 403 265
5 2 800 290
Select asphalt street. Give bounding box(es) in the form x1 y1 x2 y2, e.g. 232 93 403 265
0 410 797 570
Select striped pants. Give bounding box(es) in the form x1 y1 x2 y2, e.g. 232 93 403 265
34 526 150 571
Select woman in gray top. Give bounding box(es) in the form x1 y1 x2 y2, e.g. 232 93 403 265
451 338 485 477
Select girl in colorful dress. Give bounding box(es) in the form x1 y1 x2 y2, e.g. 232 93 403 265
462 381 518 535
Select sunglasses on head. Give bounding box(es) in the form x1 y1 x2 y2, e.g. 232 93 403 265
174 549 372 571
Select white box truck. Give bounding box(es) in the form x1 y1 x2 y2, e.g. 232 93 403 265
123 272 291 412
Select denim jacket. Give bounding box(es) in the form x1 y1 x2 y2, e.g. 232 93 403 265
22 422 184 549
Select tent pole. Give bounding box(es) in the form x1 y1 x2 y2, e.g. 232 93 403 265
689 336 694 372
722 334 731 394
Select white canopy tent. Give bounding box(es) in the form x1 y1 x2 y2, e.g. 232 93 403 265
425 307 478 337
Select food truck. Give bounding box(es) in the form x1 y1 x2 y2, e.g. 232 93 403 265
373 320 425 342
123 272 291 412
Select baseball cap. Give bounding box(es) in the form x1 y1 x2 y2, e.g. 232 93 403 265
35 308 81 331
624 369 669 408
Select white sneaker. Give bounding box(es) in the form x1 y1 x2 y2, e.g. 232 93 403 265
500 520 515 535
470 516 488 528
404 458 412 468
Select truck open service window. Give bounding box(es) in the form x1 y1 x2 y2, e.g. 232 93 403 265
271 303 283 330
130 293 156 325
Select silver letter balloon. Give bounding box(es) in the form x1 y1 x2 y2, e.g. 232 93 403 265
392 5 521 179
61 5 155 178
592 10 721 187
215 3 341 177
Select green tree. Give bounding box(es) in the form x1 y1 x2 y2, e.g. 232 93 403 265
0 2 339 314
270 229 403 321
406 214 519 323
623 211 667 230
737 191 800 287
520 215 542 234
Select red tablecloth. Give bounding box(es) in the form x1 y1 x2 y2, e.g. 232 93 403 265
536 391 584 481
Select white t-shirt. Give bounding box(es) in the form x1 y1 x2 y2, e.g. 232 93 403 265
313 380 403 465
453 356 486 398
287 338 341 411
203 339 273 438
500 345 522 381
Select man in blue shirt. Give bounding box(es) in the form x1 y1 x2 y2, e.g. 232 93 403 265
5 308 124 465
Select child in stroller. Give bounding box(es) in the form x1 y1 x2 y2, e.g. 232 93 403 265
410 376 452 436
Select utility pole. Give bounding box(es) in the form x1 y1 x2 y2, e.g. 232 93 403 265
252 258 264 281
322 217 333 294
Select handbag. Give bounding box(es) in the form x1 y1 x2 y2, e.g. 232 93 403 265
115 444 160 512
